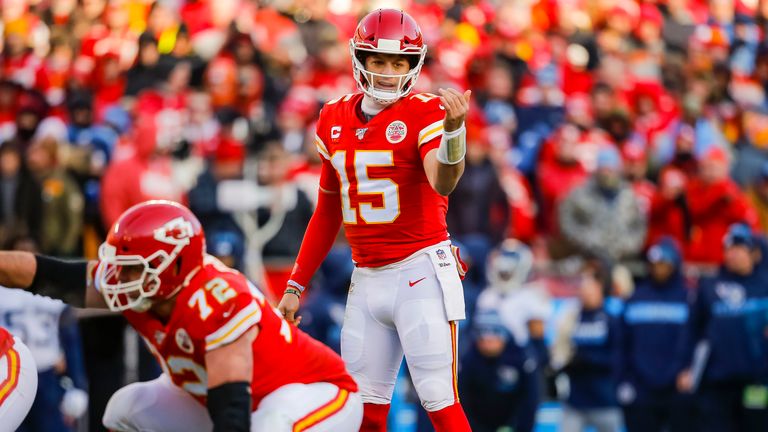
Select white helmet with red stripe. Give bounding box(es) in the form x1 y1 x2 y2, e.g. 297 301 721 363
350 9 427 105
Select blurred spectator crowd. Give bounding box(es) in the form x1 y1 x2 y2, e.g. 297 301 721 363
5 0 768 431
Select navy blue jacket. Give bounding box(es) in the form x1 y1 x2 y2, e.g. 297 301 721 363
681 268 768 384
565 307 619 409
459 342 538 432
620 270 690 393
188 168 243 238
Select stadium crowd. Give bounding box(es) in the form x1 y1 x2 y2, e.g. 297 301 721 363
3 0 768 431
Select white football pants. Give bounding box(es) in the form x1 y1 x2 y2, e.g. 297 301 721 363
0 337 38 432
341 246 462 412
102 374 362 431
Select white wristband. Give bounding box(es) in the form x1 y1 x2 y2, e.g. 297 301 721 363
436 124 466 165
287 279 306 294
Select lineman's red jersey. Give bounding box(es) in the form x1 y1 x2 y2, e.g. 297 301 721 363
0 326 12 357
315 92 449 267
121 256 357 409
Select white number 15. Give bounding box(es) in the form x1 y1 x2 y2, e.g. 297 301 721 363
330 150 400 224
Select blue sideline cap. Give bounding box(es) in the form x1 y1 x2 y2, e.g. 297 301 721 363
723 223 755 249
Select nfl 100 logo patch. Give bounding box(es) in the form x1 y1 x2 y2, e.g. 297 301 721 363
386 121 407 144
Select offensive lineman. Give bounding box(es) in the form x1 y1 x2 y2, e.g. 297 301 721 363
0 200 361 431
0 326 38 432
278 8 473 431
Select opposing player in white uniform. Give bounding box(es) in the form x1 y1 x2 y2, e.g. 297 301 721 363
278 8 473 432
0 325 37 432
473 240 552 431
476 239 552 365
0 288 88 430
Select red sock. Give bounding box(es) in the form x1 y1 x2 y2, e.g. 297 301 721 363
427 403 472 432
360 403 390 432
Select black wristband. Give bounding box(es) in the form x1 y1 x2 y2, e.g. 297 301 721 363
29 255 89 307
207 381 251 432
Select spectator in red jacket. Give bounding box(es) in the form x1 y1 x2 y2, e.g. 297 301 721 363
647 168 690 249
100 113 186 228
537 123 589 239
685 147 759 265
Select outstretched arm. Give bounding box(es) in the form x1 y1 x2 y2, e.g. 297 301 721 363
0 251 105 309
0 252 36 288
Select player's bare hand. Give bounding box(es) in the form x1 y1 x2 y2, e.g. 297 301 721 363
676 369 694 393
438 88 472 132
278 293 302 326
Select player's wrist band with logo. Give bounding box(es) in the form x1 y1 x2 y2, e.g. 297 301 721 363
286 279 306 294
436 123 466 165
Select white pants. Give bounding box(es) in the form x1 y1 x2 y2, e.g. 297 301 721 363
341 249 462 412
0 337 38 432
102 374 362 431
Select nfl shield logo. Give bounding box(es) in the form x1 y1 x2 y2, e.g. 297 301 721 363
356 128 368 140
436 249 447 260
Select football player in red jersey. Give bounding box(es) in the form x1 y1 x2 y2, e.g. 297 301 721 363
277 9 473 432
0 200 361 431
0 325 38 431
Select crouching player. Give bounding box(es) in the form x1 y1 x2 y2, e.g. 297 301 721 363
0 200 361 431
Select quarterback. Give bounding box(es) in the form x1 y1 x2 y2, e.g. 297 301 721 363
0 200 361 431
278 9 472 431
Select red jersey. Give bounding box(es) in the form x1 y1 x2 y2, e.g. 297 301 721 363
123 256 357 409
315 92 449 267
0 326 12 357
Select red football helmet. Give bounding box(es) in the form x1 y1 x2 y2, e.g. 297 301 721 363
350 9 427 104
96 200 206 312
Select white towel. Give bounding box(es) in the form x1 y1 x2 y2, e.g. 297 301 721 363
427 246 466 321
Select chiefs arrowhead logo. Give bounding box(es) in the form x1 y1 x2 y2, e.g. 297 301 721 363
154 217 194 246
386 121 407 144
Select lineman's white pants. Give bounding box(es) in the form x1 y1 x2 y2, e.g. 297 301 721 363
0 337 38 432
103 374 362 431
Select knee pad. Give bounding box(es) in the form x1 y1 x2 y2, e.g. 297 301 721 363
413 376 455 412
354 372 396 405
398 309 455 412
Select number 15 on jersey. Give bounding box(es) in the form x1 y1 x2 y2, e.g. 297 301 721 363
330 150 401 225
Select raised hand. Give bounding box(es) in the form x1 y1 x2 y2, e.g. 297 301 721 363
438 88 472 132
